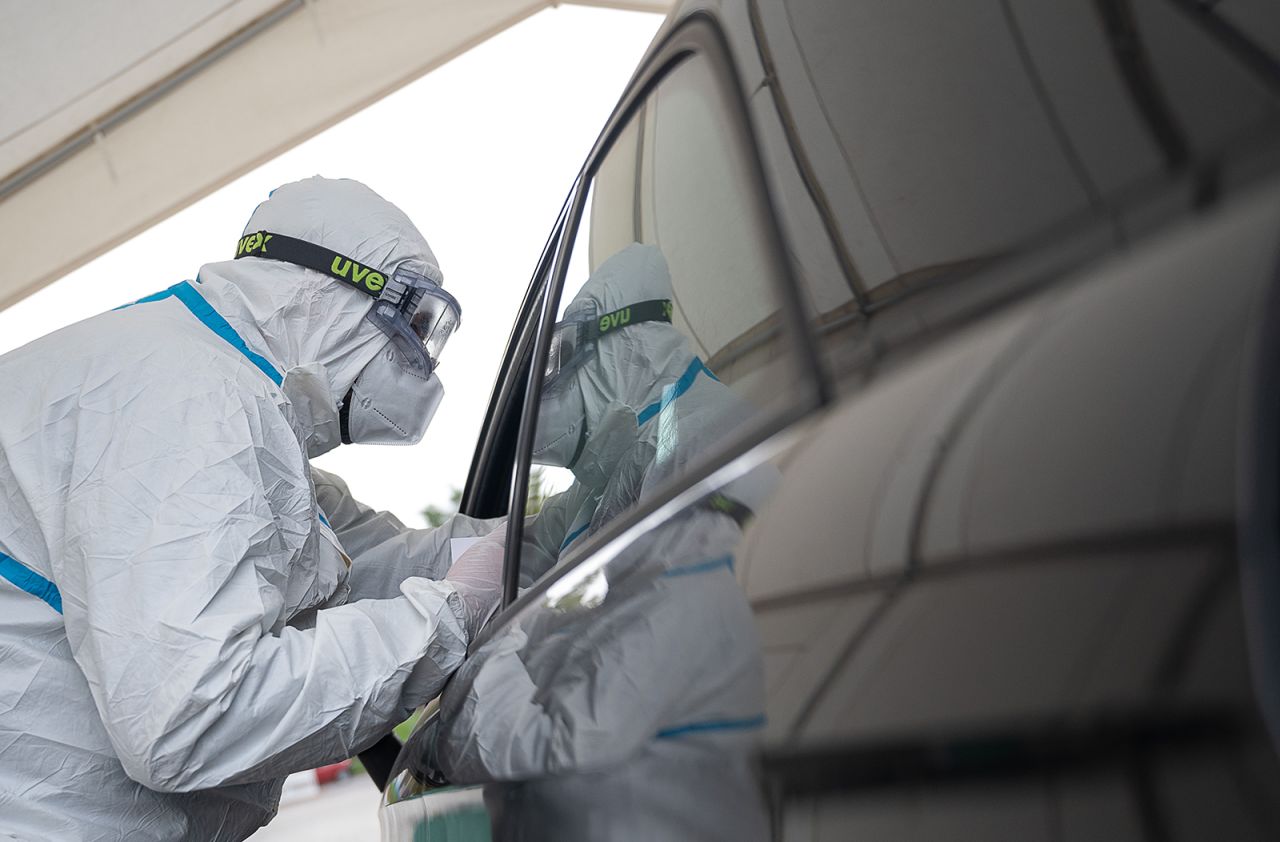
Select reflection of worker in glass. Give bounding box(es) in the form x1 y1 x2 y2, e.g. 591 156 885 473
523 243 760 575
431 243 770 841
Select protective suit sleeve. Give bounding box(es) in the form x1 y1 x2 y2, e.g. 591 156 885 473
434 559 743 782
311 464 413 557
57 388 472 793
311 465 504 601
518 484 587 585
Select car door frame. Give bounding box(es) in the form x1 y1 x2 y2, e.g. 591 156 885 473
457 188 573 521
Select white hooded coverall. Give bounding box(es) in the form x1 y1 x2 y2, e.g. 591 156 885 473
0 178 475 841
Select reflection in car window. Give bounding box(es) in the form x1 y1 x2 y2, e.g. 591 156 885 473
428 50 804 841
519 52 802 584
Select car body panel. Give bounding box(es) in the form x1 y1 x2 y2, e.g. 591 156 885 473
922 183 1280 561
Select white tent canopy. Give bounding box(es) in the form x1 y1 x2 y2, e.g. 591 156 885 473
0 0 670 311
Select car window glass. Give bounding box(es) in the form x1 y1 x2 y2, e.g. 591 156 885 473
517 52 809 586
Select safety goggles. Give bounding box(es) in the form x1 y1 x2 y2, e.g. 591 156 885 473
366 269 461 372
543 297 673 393
235 230 461 372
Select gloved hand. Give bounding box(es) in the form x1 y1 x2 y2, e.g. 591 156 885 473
444 521 508 642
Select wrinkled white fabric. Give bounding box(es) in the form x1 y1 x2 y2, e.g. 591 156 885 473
439 515 769 842
310 466 504 603
0 177 470 842
282 362 344 457
432 244 771 841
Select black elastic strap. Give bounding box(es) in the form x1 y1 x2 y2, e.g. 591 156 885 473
588 299 673 340
566 419 589 472
235 231 387 299
339 389 354 445
703 493 754 528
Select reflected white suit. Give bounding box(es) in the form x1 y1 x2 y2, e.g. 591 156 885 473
432 244 771 841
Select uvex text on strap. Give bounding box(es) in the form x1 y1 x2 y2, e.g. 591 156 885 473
590 299 674 338
703 492 754 528
235 231 387 299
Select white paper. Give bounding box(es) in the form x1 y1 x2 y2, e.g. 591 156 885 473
449 536 482 564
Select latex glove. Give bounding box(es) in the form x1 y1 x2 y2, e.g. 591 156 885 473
444 521 508 642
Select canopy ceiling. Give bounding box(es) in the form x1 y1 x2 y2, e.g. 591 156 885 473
0 0 671 311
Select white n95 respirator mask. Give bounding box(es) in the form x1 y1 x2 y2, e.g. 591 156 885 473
531 377 587 468
340 342 445 446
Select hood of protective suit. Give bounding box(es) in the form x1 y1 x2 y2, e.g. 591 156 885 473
570 244 689 414
536 243 767 529
192 176 444 452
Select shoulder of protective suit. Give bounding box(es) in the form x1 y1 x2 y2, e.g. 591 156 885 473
115 304 281 387
21 302 296 451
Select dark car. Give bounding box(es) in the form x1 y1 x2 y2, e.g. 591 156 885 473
378 1 1280 838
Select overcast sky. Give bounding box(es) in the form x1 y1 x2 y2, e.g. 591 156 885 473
0 6 663 527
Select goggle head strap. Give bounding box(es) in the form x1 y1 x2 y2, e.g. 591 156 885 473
235 230 389 299
584 299 674 340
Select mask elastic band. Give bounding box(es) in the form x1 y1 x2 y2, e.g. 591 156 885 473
566 418 590 471
338 388 354 445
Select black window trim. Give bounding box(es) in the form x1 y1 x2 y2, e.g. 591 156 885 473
471 10 830 646
1239 236 1280 758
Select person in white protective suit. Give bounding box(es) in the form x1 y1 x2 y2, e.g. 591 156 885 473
0 177 503 841
426 243 772 841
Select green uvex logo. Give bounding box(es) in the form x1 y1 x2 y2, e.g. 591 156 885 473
599 308 632 334
236 232 272 256
330 256 387 294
